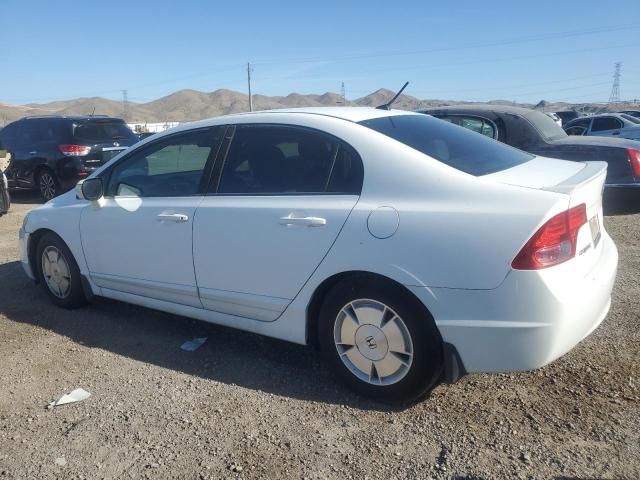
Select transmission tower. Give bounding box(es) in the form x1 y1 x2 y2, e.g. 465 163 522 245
608 62 621 105
339 82 346 104
122 89 129 120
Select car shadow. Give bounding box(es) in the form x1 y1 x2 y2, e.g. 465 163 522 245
0 260 405 412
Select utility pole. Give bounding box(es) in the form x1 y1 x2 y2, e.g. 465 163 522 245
608 62 622 106
247 62 253 112
121 89 129 120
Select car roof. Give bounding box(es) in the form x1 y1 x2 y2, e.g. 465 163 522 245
419 103 555 120
181 107 414 130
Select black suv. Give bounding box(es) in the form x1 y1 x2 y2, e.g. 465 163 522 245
0 115 137 200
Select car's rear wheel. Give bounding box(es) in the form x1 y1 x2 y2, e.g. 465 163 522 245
37 169 58 201
36 232 86 308
318 275 443 404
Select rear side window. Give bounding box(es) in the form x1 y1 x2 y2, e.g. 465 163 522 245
432 115 497 139
73 119 136 143
217 125 363 194
359 114 532 176
591 117 623 132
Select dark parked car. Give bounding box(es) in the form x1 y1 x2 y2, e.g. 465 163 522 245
0 172 9 216
420 105 640 212
0 115 137 200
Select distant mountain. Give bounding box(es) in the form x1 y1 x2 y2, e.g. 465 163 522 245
0 89 637 126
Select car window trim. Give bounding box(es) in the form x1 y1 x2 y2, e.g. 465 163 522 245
100 126 224 199
205 123 364 197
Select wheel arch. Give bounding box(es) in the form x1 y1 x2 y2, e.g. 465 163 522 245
305 270 438 348
27 228 59 283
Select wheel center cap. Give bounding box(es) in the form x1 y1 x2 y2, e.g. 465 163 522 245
354 324 388 361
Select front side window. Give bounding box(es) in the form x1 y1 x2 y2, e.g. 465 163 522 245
432 115 497 139
107 128 220 197
360 114 532 176
217 125 363 194
591 117 623 132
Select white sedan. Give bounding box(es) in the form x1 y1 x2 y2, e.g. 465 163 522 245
19 107 618 403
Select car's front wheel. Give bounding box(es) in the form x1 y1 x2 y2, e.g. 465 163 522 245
37 169 58 201
318 275 443 404
36 232 86 308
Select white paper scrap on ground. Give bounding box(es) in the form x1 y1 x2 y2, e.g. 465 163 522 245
47 388 91 409
180 337 208 351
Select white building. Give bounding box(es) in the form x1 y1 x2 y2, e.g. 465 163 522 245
127 121 180 133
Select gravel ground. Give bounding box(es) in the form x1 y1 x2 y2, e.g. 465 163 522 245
0 192 638 480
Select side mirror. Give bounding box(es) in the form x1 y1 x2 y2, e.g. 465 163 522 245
78 177 104 201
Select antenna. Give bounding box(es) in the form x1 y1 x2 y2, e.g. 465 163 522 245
608 62 621 106
376 82 409 110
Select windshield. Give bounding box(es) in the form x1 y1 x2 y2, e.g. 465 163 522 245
621 114 640 124
358 114 533 176
73 120 136 144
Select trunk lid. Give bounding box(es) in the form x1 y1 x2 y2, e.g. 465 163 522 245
485 156 607 276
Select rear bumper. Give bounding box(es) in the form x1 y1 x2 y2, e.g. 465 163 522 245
410 232 618 373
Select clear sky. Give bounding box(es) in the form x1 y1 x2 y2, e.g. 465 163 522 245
1 0 639 105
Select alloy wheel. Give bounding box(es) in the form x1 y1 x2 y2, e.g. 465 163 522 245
39 172 56 200
334 298 414 385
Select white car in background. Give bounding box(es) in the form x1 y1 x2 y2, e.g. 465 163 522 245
19 108 618 403
564 113 640 140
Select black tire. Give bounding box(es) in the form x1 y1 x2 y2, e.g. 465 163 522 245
36 232 87 308
318 274 443 404
37 168 58 201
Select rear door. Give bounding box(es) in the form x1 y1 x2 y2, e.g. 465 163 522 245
588 116 623 138
192 124 363 321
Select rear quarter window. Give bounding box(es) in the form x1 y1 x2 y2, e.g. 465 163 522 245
359 114 533 176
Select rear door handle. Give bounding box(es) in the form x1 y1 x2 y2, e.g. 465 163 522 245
29 151 37 155
157 213 189 222
279 216 327 227
612 131 620 135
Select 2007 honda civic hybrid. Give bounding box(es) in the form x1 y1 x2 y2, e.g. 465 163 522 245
19 107 618 403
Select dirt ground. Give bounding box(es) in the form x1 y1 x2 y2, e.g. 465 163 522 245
0 192 638 480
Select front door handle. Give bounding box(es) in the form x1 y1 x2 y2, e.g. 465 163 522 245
157 213 189 222
280 216 327 227
612 131 620 135
29 151 37 155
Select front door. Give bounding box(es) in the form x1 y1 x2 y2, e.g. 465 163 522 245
80 127 223 307
193 124 364 321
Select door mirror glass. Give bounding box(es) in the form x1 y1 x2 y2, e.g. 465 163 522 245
80 177 104 201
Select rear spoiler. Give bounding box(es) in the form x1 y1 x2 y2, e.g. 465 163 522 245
542 161 607 195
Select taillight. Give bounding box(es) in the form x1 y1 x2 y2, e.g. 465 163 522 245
627 148 640 179
58 144 91 156
512 204 587 270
